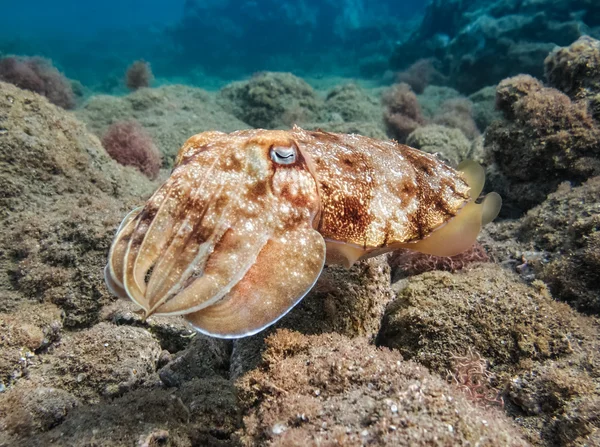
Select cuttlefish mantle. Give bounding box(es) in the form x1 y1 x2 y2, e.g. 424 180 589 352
105 127 501 338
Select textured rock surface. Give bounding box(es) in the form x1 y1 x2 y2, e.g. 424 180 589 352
230 257 395 379
378 264 583 374
217 72 323 129
406 124 471 166
518 178 600 314
76 84 249 167
485 73 600 215
378 264 600 445
237 330 528 447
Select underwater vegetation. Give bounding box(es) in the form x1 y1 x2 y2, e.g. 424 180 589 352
125 60 154 91
101 120 162 180
0 56 75 109
0 1 600 445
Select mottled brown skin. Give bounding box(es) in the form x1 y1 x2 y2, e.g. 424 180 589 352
106 128 496 338
291 128 470 247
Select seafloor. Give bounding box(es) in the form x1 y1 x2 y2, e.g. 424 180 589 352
1 21 600 447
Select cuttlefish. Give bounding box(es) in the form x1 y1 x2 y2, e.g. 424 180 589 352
105 127 501 338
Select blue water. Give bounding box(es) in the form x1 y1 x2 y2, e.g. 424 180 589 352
0 0 426 90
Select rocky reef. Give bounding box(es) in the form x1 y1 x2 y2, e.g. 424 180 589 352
391 0 600 93
1 33 600 446
485 36 600 216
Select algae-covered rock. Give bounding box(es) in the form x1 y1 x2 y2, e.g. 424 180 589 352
237 330 527 446
545 35 600 100
0 303 61 388
77 84 249 167
31 323 161 402
26 377 240 446
378 264 583 374
418 85 462 119
322 83 382 124
230 257 395 379
158 334 231 387
469 86 502 130
485 74 600 214
382 82 427 143
390 0 596 93
432 98 480 139
519 177 600 314
0 81 155 327
0 386 79 436
217 72 323 129
378 263 600 444
406 124 471 166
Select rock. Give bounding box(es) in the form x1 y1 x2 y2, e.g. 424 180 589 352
0 81 155 328
418 85 462 118
545 35 600 100
322 83 383 124
432 98 480 139
0 303 61 388
230 257 394 379
390 0 599 93
518 177 600 314
377 264 585 374
506 344 600 444
237 330 527 446
158 335 231 387
0 386 79 435
217 72 323 129
29 323 162 402
28 377 239 446
382 82 426 142
76 84 249 167
468 86 503 130
101 300 197 354
406 124 471 166
485 74 600 215
378 263 600 444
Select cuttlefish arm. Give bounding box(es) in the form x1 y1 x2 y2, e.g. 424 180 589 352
105 130 325 337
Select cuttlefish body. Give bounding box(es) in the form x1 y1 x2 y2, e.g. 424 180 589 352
105 127 501 338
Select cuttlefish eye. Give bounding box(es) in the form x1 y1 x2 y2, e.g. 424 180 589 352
270 145 297 165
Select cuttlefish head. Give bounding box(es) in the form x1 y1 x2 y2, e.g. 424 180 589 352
105 130 325 338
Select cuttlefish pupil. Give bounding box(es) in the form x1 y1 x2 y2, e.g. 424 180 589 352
105 127 501 339
270 145 297 165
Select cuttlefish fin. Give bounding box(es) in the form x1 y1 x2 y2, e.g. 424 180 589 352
457 160 485 199
398 161 501 257
183 226 326 339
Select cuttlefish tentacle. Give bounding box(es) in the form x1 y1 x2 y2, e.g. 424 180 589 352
105 128 500 338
